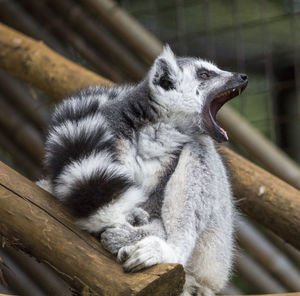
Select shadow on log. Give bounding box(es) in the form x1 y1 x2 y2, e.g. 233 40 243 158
0 161 185 295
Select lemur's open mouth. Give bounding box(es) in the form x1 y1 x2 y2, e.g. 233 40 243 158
208 82 247 142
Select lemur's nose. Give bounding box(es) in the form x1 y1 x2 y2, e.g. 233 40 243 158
240 73 248 81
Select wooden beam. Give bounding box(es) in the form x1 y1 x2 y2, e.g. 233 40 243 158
48 0 146 81
0 22 112 100
237 219 300 291
219 146 300 250
0 161 185 295
218 106 300 189
78 0 162 63
235 251 287 293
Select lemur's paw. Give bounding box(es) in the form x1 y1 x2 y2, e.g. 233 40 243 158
118 236 176 272
101 224 139 255
126 207 150 226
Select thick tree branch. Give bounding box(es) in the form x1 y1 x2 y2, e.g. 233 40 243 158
0 23 112 100
0 161 185 295
219 146 300 250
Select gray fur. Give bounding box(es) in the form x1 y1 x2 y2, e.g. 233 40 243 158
41 46 247 296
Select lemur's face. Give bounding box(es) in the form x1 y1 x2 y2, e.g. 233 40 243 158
149 46 248 142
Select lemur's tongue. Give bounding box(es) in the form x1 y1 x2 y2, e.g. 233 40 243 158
209 86 246 142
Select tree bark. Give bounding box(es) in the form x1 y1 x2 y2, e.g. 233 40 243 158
18 0 124 83
47 0 146 81
0 68 49 133
78 0 162 63
219 146 300 250
0 23 112 100
237 219 300 291
0 0 67 57
218 106 300 189
0 98 44 165
235 251 287 293
0 161 185 296
0 131 41 180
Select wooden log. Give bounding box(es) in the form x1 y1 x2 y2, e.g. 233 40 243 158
265 230 300 266
0 161 185 295
0 68 49 133
218 106 300 189
0 23 112 100
78 0 162 63
235 251 287 293
1 244 72 295
18 0 124 83
0 131 41 180
0 98 44 165
47 0 146 81
237 219 300 291
219 146 300 250
0 249 47 296
0 0 66 56
0 24 299 249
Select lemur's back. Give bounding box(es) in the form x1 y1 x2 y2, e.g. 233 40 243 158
44 82 189 228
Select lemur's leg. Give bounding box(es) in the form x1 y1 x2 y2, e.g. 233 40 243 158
184 225 234 296
181 274 215 296
118 143 215 271
117 141 234 296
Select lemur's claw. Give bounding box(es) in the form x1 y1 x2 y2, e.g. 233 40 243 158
119 236 170 272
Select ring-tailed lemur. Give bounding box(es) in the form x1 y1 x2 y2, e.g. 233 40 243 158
40 46 248 296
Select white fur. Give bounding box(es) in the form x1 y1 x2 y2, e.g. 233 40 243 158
36 179 52 193
117 123 191 194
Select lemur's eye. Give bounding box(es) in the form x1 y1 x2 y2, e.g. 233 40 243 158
198 72 210 79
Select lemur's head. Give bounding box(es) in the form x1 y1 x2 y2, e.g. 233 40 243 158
148 45 248 142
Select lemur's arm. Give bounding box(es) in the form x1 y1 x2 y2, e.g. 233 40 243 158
44 86 145 232
116 142 215 271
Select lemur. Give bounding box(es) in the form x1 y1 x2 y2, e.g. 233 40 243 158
40 46 248 296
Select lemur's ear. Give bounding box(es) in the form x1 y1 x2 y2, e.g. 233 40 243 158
150 45 181 91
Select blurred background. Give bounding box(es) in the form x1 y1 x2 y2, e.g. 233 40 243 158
0 0 299 295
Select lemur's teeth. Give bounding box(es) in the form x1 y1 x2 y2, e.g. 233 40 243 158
233 88 236 92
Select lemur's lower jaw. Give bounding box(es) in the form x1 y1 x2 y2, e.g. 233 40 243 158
205 74 248 142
